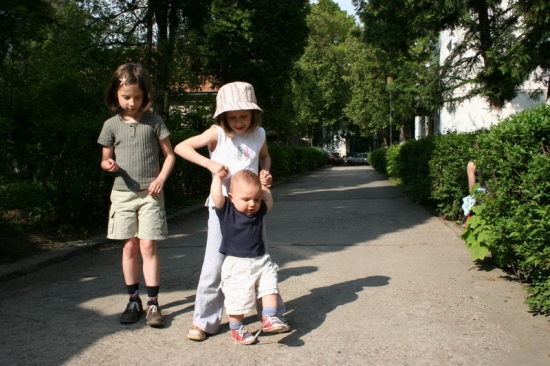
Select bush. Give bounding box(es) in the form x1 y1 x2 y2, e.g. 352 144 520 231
165 129 212 211
385 144 402 181
374 132 485 220
0 125 326 263
462 104 550 313
269 145 326 179
430 132 479 220
397 137 436 205
368 148 387 174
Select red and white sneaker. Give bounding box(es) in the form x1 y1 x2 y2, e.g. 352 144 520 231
261 314 290 333
231 326 256 345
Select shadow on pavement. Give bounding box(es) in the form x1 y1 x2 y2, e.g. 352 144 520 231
0 166 435 363
277 275 391 347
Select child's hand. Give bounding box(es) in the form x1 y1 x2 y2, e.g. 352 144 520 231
148 177 165 197
102 159 119 173
209 161 230 179
259 169 272 188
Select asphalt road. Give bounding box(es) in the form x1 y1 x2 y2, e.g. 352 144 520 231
1 165 549 365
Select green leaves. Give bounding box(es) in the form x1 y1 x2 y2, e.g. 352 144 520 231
461 204 493 261
468 104 550 313
291 0 355 144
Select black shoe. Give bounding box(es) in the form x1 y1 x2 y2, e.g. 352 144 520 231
120 299 143 324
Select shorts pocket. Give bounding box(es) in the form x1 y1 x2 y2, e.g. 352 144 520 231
108 209 116 235
158 210 168 236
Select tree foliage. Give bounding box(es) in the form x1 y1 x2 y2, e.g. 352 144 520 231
344 11 441 144
354 0 550 108
190 0 310 137
0 0 311 245
291 0 355 145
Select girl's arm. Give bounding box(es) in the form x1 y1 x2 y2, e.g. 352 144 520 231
210 175 225 209
100 146 119 172
174 126 228 178
258 141 271 171
258 141 272 187
149 137 175 196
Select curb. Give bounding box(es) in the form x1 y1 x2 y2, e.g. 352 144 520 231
0 235 107 282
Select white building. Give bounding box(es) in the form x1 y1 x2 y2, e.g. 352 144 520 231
415 29 548 139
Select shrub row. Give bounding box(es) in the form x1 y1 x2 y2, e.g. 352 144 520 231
165 143 327 210
369 132 478 217
369 104 550 313
0 117 327 262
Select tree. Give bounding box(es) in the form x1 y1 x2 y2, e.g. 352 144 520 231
344 10 440 144
191 0 310 137
76 0 211 119
0 0 55 117
343 36 387 141
291 0 355 146
514 0 550 99
354 0 549 108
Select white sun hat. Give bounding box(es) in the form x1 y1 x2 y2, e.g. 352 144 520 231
213 81 263 118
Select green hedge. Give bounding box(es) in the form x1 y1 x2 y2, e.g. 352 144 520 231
462 104 550 313
430 132 480 219
370 132 482 219
0 130 326 262
165 143 327 209
368 148 387 174
369 104 550 314
269 145 326 179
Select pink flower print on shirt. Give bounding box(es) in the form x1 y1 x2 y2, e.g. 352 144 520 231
237 144 252 162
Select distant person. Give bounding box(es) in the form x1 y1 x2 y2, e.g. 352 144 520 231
97 63 175 327
174 81 286 341
467 161 489 194
462 161 490 228
211 169 289 345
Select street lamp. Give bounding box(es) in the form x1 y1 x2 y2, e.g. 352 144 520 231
386 74 394 146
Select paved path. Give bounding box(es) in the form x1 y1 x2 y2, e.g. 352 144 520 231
1 166 549 365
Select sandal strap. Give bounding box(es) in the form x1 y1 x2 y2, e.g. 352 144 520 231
189 325 206 335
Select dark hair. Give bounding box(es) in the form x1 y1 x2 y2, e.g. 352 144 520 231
104 63 154 112
216 110 262 138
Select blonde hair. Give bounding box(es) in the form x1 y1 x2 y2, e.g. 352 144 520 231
216 110 262 138
230 169 261 192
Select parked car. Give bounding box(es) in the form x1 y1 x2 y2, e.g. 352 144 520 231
344 152 369 165
323 150 344 166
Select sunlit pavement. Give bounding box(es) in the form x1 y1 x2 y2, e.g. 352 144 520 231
1 165 549 365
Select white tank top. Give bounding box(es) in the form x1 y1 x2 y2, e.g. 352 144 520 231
205 125 266 206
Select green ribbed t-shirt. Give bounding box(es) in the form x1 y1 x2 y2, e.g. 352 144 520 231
97 113 171 191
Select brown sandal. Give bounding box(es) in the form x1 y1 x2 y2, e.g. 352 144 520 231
187 325 207 341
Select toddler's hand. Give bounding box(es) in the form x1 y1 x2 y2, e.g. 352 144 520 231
210 162 230 179
259 170 272 188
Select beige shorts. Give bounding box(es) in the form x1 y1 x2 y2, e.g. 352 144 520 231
221 254 279 315
107 189 167 241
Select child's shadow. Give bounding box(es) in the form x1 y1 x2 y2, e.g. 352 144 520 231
278 275 391 347
278 266 318 282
